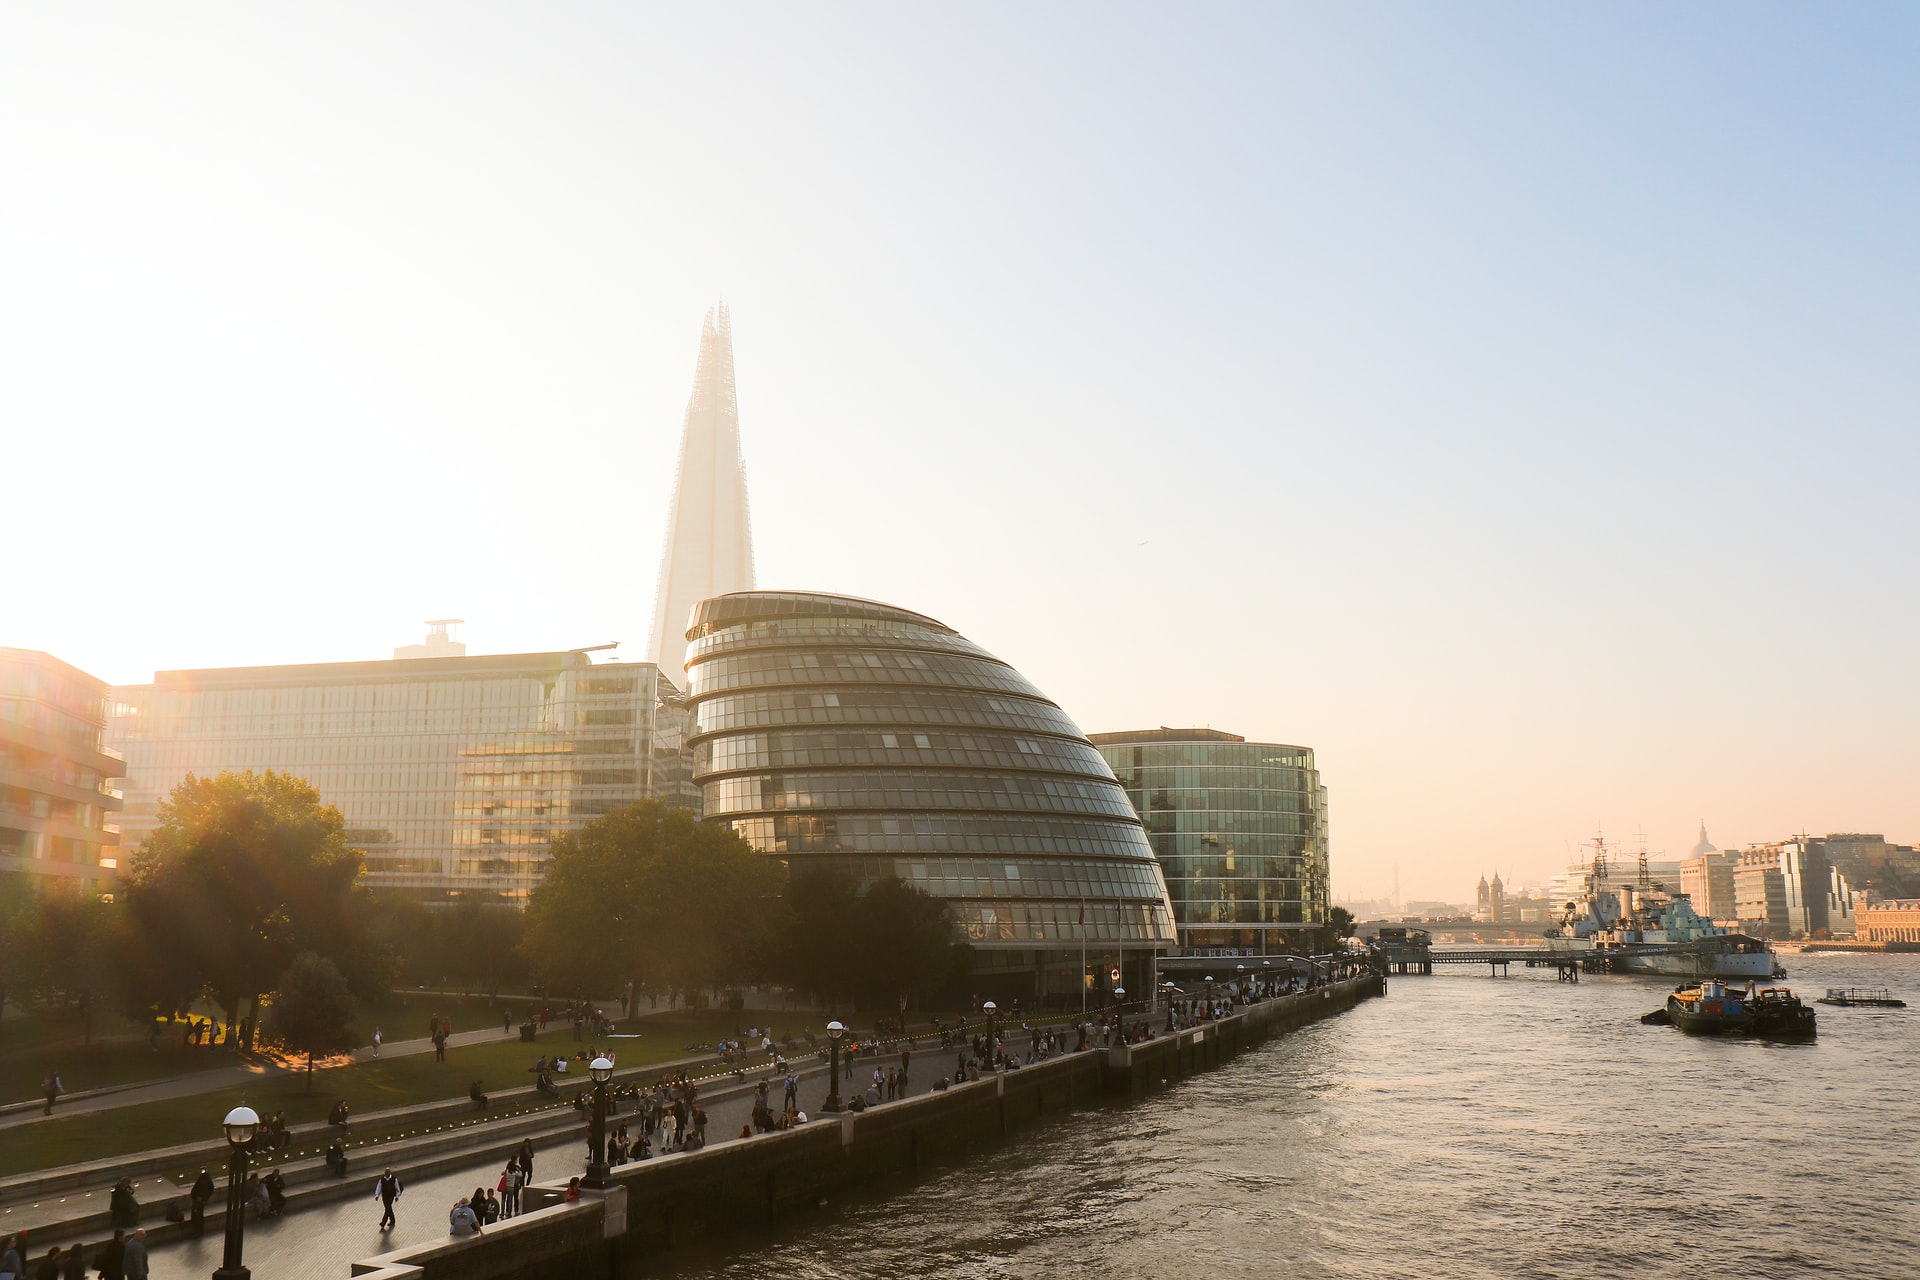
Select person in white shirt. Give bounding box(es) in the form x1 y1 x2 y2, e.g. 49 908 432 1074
448 1198 482 1237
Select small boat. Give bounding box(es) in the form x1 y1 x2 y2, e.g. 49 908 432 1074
1666 980 1753 1034
1748 987 1817 1038
1817 988 1907 1008
1639 1008 1671 1026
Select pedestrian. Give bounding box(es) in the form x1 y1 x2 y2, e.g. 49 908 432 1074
446 1198 481 1238
502 1010 511 1035
188 1170 215 1236
371 1028 382 1058
35 1246 59 1280
93 1230 124 1280
108 1181 138 1231
41 1073 62 1117
374 1168 403 1232
325 1139 348 1177
117 1235 144 1280
516 1138 535 1184
433 1028 447 1064
481 1191 500 1225
262 1170 286 1217
2 1233 22 1280
59 1245 83 1280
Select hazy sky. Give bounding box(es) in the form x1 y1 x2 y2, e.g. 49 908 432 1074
6 5 1916 901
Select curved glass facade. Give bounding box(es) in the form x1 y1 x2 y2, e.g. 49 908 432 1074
686 592 1177 969
1091 729 1329 957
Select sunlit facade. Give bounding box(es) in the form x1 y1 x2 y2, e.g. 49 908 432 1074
109 648 695 903
0 648 123 894
1091 728 1329 958
685 591 1176 1003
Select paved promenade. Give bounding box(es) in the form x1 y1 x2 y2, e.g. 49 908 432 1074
136 1067 850 1280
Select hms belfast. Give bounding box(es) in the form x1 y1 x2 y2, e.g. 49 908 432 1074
1544 838 1777 979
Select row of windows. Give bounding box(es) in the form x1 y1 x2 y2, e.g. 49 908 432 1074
1142 811 1319 838
728 813 1158 859
692 689 1080 738
785 854 1170 900
688 617 993 666
705 774 1139 822
950 900 1173 945
1158 855 1308 881
1127 788 1315 815
119 732 658 768
1175 900 1311 924
696 729 1111 780
691 649 1044 701
1099 744 1315 771
1144 833 1319 859
1109 765 1319 793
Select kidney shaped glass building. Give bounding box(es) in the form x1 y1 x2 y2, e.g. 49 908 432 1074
684 591 1176 1004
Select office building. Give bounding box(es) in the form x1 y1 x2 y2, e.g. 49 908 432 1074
0 648 124 894
109 636 695 903
1733 850 1790 936
684 590 1177 1003
1090 728 1329 961
647 304 756 685
1680 851 1737 922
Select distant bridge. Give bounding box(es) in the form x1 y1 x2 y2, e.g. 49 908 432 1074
1376 944 1697 980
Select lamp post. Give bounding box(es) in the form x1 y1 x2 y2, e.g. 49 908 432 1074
982 1001 998 1068
823 1021 845 1112
1235 963 1247 1002
213 1105 259 1280
1112 986 1125 1039
1203 975 1215 1014
1161 982 1180 1032
584 1055 614 1188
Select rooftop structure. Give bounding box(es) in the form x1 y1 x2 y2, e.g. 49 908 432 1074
647 304 756 685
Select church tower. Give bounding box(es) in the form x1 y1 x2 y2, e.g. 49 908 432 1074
1475 873 1491 922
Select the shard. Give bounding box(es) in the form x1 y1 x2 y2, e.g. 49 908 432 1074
647 304 756 684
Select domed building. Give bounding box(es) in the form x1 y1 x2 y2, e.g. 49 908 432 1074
1690 821 1718 859
683 590 1177 1005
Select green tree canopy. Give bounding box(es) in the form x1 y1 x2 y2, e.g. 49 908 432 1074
266 951 359 1089
121 770 370 1030
777 871 968 1012
521 800 781 1005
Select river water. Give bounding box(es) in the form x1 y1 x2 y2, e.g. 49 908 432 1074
641 953 1919 1280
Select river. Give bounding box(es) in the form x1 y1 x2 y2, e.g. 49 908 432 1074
638 953 1919 1280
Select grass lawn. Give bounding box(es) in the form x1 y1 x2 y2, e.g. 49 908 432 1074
0 1008 816 1180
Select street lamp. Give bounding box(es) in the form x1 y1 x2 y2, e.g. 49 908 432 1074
1235 963 1246 1000
1203 975 1215 1014
584 1056 614 1188
213 1105 258 1280
982 1001 998 1069
823 1022 845 1112
1160 981 1180 1032
1112 986 1126 1039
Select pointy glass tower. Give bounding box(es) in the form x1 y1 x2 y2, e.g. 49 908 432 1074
647 304 756 684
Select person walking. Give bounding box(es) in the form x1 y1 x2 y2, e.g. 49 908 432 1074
41 1073 62 1116
93 1231 124 1280
516 1139 535 1185
374 1169 404 1232
188 1170 215 1236
34 1246 60 1280
58 1245 83 1280
433 1026 447 1064
2 1233 23 1280
119 1234 146 1280
371 1028 382 1058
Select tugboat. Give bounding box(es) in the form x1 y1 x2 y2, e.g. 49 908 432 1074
1666 980 1754 1034
1817 988 1907 1008
1749 987 1818 1038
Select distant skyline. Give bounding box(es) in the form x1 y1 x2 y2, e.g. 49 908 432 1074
5 5 1916 900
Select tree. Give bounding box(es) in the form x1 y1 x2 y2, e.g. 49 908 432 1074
121 770 370 1035
522 801 782 1009
266 952 358 1090
776 871 969 1012
1317 905 1357 955
849 876 968 1012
